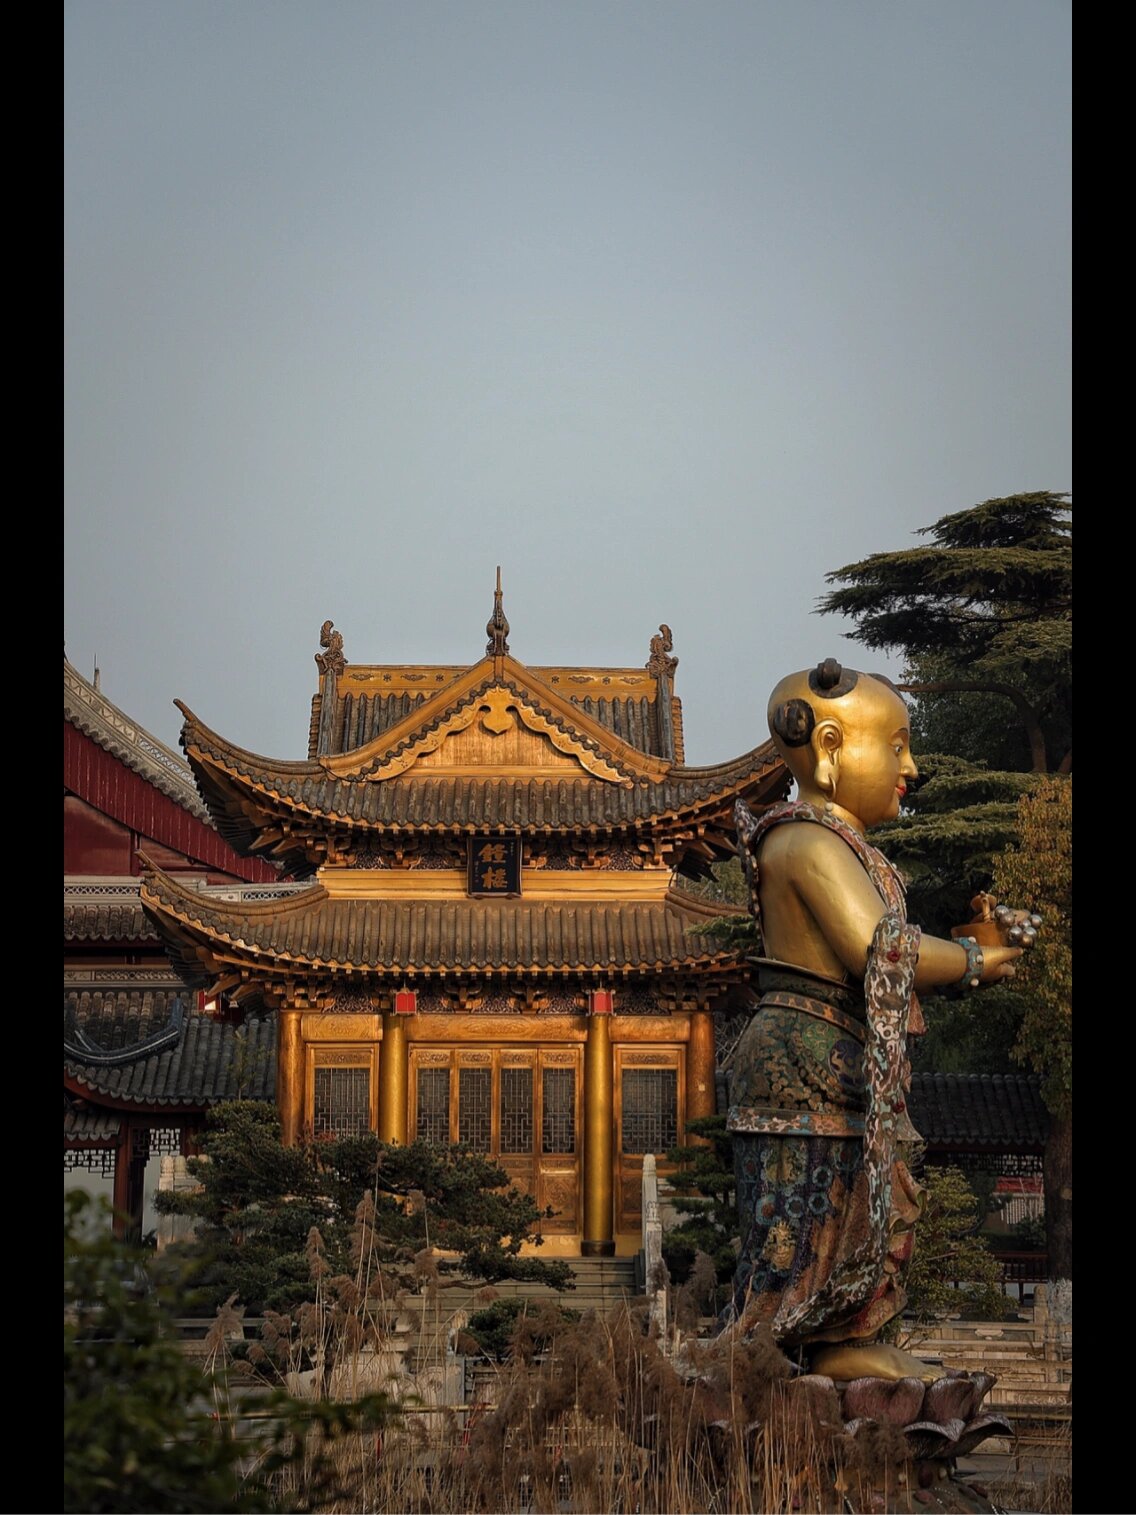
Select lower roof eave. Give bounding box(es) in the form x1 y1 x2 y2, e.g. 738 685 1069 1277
64 1072 217 1115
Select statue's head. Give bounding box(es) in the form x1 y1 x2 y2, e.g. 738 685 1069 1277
767 659 917 829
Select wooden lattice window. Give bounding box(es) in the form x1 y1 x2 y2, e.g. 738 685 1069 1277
458 1067 493 1151
416 1067 451 1145
499 1066 534 1154
621 1068 677 1155
542 1067 576 1155
313 1067 371 1138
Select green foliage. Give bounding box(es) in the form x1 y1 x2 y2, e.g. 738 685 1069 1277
662 1116 739 1303
1009 1214 1047 1251
992 777 1073 1118
875 753 1042 937
681 856 758 954
64 1191 398 1513
65 1191 263 1513
892 1164 1008 1338
910 983 1024 1076
464 1296 581 1361
684 855 748 907
820 492 1071 773
155 1101 571 1316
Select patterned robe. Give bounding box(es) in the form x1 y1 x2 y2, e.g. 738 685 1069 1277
726 800 924 1349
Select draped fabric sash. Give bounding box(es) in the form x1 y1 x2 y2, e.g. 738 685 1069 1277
731 799 923 1342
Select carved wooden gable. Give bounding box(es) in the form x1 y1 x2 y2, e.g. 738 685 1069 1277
333 685 630 784
320 658 670 787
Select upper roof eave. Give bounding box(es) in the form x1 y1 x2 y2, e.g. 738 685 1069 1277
180 702 787 849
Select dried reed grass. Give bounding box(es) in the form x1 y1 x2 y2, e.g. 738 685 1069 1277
202 1196 1070 1513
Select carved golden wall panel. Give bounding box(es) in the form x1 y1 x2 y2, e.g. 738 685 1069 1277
407 1014 587 1044
301 1013 381 1042
316 867 673 900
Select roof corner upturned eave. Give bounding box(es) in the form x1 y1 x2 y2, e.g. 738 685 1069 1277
177 700 329 864
138 856 330 991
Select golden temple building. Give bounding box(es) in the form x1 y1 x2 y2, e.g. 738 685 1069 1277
140 589 790 1256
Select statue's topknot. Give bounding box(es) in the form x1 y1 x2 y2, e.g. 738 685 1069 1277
807 660 859 699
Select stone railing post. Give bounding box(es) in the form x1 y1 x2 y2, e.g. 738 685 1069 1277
641 1153 666 1339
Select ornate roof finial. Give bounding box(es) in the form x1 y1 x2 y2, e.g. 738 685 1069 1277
646 624 678 679
486 567 510 656
315 619 346 677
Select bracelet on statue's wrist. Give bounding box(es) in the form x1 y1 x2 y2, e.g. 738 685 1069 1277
953 936 984 990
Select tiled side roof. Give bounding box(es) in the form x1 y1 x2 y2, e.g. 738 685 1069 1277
908 1073 1049 1150
65 989 184 1057
65 661 280 883
65 898 159 942
64 878 308 943
141 869 746 979
65 1108 123 1143
64 656 207 815
65 997 276 1106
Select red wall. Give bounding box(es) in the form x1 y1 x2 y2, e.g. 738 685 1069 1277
64 722 278 882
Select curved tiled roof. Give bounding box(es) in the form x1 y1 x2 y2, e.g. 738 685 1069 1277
180 704 786 860
908 1073 1049 1150
65 990 185 1063
65 994 276 1106
65 1107 123 1143
140 866 746 981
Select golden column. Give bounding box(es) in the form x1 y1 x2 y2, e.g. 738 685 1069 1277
686 1007 717 1128
582 997 614 1256
378 1010 409 1143
276 1008 305 1147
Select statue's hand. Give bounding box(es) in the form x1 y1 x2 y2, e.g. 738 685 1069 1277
981 944 1024 984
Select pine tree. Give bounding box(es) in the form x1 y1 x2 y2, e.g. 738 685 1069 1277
155 1100 572 1317
662 1115 739 1306
890 1165 1007 1343
819 492 1071 774
819 493 1072 1292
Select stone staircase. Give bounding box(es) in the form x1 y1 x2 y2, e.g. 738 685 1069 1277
911 1317 1071 1415
402 1255 640 1370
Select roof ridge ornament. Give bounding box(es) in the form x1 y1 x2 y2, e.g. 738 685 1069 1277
486 567 510 656
315 620 347 677
647 624 678 679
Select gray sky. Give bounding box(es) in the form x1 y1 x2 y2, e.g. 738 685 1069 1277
65 1 1070 768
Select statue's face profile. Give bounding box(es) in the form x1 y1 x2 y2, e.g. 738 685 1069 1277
767 666 918 831
824 679 917 829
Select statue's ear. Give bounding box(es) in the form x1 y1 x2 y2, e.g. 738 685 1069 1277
811 720 843 799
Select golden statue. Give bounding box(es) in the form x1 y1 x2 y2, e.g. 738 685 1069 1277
727 659 1032 1380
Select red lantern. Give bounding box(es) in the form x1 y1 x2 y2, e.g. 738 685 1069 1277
394 988 417 1015
590 989 614 1015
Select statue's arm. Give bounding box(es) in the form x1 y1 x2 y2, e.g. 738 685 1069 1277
765 826 1021 991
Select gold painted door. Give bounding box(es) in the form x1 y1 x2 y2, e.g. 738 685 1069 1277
535 1049 580 1235
614 1047 683 1235
407 1046 581 1235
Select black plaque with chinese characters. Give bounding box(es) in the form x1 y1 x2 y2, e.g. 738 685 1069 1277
468 835 522 897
